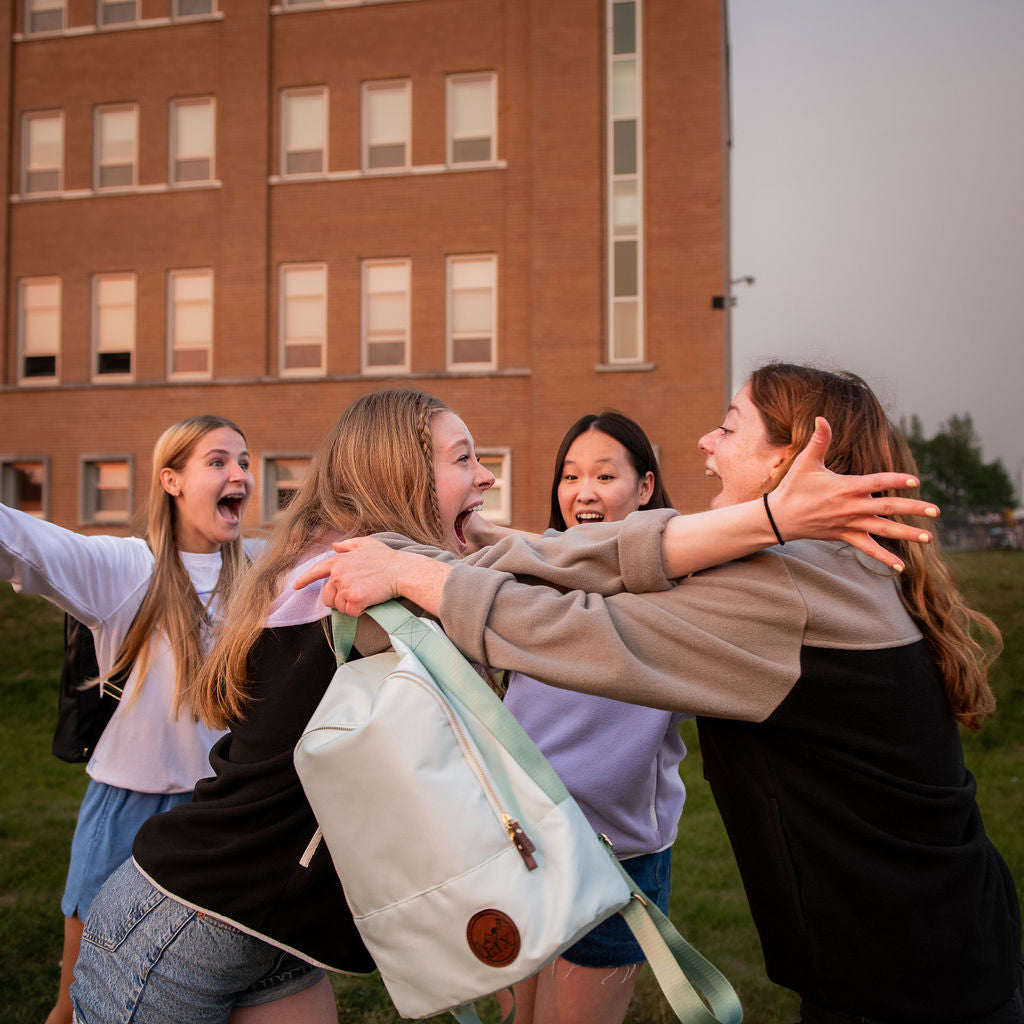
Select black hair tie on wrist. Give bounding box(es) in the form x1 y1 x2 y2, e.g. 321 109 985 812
763 492 785 545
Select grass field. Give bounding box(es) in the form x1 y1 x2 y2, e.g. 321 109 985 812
1 551 1021 1022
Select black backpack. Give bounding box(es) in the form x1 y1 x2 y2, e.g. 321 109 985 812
52 615 132 763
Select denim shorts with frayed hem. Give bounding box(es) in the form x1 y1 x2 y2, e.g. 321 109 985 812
560 846 672 969
70 858 324 1023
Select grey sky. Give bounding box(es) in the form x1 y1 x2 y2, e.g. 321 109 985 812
727 0 1024 501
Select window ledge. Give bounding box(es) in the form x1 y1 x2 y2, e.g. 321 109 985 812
11 181 222 204
594 361 657 373
14 12 224 42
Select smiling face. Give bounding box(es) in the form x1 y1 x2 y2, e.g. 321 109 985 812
431 410 495 552
557 428 655 527
160 426 254 553
698 382 793 509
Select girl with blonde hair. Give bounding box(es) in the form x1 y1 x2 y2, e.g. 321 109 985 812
308 364 1020 1024
72 385 946 1023
1 414 254 1024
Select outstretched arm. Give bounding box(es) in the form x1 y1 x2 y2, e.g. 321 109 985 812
661 417 938 577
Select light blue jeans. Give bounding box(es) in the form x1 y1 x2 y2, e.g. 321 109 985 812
70 859 324 1023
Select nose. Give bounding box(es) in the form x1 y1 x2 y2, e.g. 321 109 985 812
698 430 717 456
476 461 495 490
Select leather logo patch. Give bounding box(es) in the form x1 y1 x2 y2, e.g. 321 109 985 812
466 909 520 966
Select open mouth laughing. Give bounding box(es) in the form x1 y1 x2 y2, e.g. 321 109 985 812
217 493 246 523
454 503 484 549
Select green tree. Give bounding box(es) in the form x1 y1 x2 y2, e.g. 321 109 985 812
902 413 1015 536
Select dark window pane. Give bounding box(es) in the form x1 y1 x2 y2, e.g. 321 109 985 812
97 351 131 375
612 2 635 54
102 1 137 25
175 0 212 15
175 158 211 182
452 137 492 163
613 120 636 175
452 336 492 364
286 149 323 175
366 341 406 367
26 169 60 193
29 10 64 32
367 144 406 169
614 240 638 297
99 163 134 188
24 355 56 377
285 344 322 370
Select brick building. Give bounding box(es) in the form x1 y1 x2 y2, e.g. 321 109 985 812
0 0 732 535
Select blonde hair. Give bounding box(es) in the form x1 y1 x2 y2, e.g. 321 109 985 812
102 415 250 720
749 362 1001 730
195 389 451 728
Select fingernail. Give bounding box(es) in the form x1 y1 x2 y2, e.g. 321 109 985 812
893 562 904 573
918 533 931 543
906 478 918 488
925 507 939 518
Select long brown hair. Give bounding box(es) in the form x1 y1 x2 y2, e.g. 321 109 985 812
749 362 1001 730
104 415 250 719
195 389 451 728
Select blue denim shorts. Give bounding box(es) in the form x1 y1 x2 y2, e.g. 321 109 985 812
70 859 324 1023
62 779 192 919
561 847 672 968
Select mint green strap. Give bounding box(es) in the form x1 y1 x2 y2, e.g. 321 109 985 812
608 844 743 1023
331 603 571 807
330 612 358 665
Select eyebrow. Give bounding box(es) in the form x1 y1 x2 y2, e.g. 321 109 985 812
562 456 620 467
202 447 249 459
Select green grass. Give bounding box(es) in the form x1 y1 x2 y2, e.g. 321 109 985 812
1 552 1021 1022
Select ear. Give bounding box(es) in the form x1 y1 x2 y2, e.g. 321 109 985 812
159 467 180 497
638 470 656 506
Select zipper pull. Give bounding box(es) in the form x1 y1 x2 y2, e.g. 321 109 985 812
503 814 538 871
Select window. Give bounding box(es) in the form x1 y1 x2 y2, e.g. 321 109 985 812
477 450 511 524
170 98 215 184
22 111 63 194
0 461 46 516
26 0 64 34
99 0 137 25
447 73 496 165
281 88 327 176
606 0 644 362
362 80 410 171
92 273 135 378
447 254 496 369
168 270 213 378
262 457 310 521
362 259 410 373
173 0 214 15
280 264 326 375
95 105 138 189
18 278 61 382
82 460 131 524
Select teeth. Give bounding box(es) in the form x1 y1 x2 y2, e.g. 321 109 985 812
704 470 716 477
577 513 603 521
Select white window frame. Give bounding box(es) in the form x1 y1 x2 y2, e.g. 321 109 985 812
280 87 328 178
261 455 311 522
446 254 497 371
25 0 65 35
98 0 138 27
362 79 411 172
91 272 136 380
0 458 48 517
169 97 215 185
279 263 327 377
21 111 63 195
94 104 139 191
361 258 411 375
81 457 133 525
606 0 644 364
477 449 511 524
168 269 213 380
446 72 497 166
17 277 61 385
